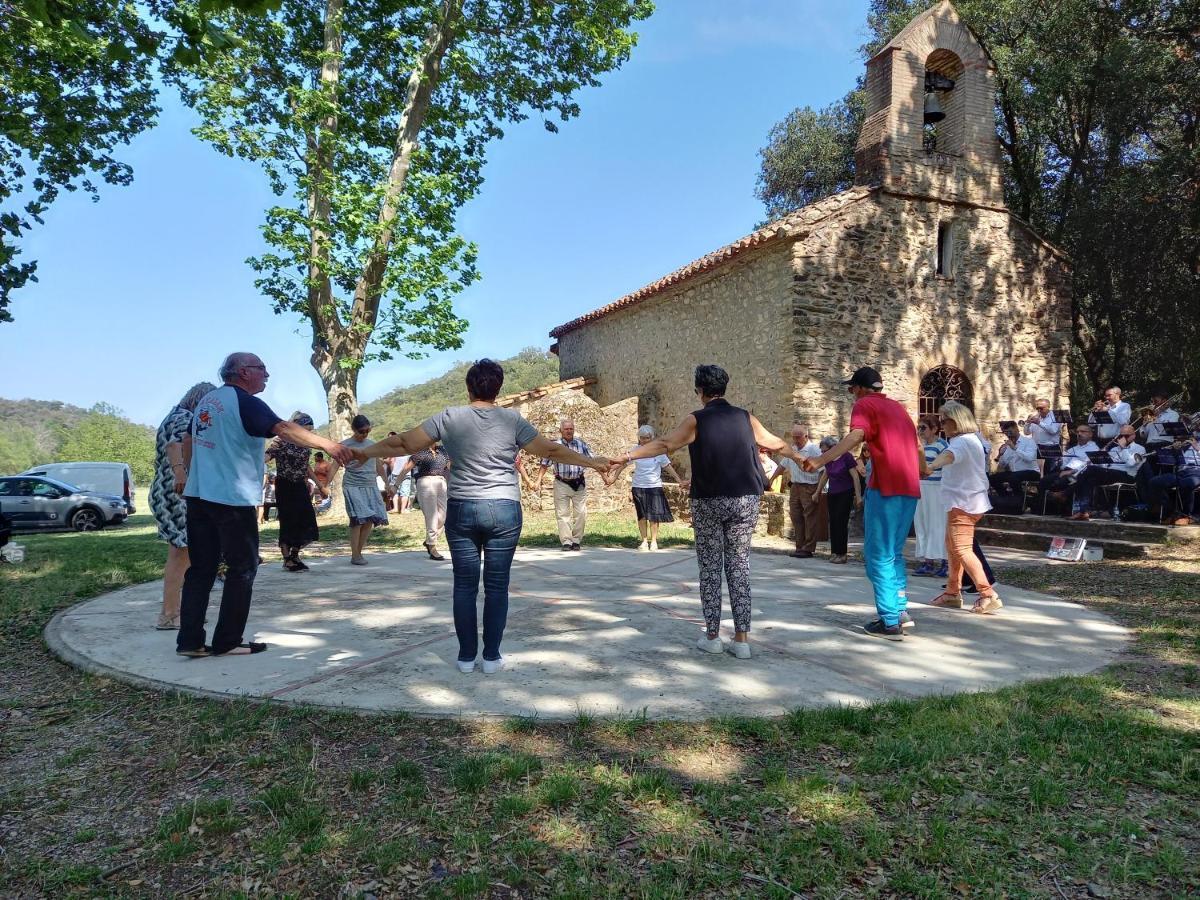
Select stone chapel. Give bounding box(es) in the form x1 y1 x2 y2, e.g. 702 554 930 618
548 1 1072 445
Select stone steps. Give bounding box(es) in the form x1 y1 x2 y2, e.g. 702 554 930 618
979 513 1199 546
975 526 1152 559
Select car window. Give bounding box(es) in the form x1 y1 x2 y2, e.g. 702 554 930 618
31 480 63 498
0 480 14 497
9 479 34 497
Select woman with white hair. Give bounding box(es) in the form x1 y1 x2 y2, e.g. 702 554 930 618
920 401 1003 614
149 380 216 629
607 424 682 551
265 411 322 571
813 435 861 563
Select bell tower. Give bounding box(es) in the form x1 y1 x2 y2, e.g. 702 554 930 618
853 1 1005 207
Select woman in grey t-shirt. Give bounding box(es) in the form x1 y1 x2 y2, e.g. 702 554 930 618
353 359 607 674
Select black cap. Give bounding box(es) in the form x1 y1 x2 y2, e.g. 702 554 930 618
842 366 883 389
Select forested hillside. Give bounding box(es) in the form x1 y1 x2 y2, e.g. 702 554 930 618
0 399 155 482
354 348 559 431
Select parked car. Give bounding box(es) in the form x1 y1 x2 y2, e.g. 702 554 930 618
20 462 136 514
0 476 128 531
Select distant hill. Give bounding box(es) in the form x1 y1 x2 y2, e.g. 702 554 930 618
355 348 560 431
0 398 155 481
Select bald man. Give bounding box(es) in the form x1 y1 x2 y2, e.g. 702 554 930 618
177 352 352 658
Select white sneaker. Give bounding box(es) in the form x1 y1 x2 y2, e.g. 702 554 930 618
649 540 659 551
456 659 476 673
726 640 752 659
481 656 505 675
697 635 724 654
638 540 650 552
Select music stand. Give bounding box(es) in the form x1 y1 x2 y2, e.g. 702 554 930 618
1163 422 1188 438
1037 447 1063 461
1086 451 1115 466
1156 448 1183 468
1090 411 1114 426
1053 409 1074 427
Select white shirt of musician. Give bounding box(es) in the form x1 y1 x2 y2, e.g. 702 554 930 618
1062 441 1099 473
1025 413 1060 446
1107 442 1145 477
997 436 1040 473
1090 401 1131 440
1144 409 1180 444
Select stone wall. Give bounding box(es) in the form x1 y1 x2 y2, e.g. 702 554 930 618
499 381 638 513
555 242 799 475
789 193 1072 441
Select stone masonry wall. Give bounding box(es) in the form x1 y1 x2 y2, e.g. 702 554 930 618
501 384 638 513
789 193 1072 440
555 243 798 476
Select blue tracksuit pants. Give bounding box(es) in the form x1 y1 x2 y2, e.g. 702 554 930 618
863 489 918 627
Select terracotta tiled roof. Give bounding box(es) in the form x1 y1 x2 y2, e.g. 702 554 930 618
548 186 875 339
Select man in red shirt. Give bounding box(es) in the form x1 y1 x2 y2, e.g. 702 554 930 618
805 366 920 641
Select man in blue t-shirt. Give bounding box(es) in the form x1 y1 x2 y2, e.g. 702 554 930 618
177 352 352 658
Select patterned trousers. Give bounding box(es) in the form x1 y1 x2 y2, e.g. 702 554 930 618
690 494 761 635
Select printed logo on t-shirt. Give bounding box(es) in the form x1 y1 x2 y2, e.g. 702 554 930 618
193 396 224 449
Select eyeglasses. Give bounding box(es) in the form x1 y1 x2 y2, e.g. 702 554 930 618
243 364 267 371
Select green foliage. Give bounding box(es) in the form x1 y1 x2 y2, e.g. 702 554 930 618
355 346 559 430
758 0 1200 403
1 0 287 319
53 405 156 483
170 0 653 435
756 90 865 221
0 398 119 476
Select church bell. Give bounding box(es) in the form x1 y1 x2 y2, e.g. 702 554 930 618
923 92 945 124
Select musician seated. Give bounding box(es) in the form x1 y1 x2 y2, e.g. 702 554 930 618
989 422 1040 495
1069 426 1144 520
1140 389 1181 450
1088 386 1132 443
1146 430 1200 526
1039 425 1099 498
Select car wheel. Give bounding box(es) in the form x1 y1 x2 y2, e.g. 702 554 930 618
71 507 104 532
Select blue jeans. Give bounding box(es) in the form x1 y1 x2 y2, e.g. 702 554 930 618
445 499 523 662
863 489 918 626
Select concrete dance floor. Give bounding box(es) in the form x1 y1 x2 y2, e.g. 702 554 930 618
46 548 1130 721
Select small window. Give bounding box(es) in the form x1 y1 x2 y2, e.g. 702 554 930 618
936 222 954 276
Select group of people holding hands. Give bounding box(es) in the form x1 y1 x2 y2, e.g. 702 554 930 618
155 350 1115 672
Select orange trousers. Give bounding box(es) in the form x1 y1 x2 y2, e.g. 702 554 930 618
945 508 991 594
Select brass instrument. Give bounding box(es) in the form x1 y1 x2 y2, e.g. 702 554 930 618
1136 391 1183 429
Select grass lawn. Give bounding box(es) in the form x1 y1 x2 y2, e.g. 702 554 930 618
1 498 1197 897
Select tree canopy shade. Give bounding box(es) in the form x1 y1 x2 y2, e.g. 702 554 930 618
757 0 1200 406
1 0 283 322
171 0 653 439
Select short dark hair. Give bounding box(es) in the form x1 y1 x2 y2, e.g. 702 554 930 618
351 414 371 431
466 358 505 401
694 364 729 398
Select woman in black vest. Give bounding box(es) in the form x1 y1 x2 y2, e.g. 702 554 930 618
615 365 801 659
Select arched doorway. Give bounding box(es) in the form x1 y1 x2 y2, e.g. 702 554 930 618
919 365 973 417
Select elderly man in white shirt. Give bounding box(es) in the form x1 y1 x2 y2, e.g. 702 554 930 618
989 422 1040 497
1070 425 1145 520
777 424 823 558
1088 386 1132 442
1140 389 1181 450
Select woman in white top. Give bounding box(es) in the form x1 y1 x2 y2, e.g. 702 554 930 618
920 401 1003 614
914 416 950 577
606 425 682 551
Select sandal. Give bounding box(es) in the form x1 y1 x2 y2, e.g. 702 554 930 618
177 646 212 658
212 642 268 656
155 614 180 630
283 556 309 572
972 593 1003 615
929 592 963 608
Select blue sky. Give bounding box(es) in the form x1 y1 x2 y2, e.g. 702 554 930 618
1 0 869 426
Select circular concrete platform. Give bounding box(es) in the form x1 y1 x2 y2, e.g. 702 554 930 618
45 548 1130 720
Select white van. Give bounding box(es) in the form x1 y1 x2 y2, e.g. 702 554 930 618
21 462 136 514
